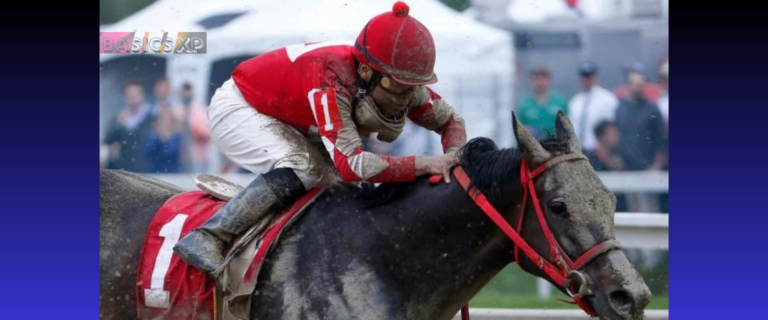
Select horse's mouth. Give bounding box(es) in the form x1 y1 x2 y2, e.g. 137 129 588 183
596 312 646 320
588 294 647 320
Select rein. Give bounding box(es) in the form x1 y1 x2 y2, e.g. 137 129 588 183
453 153 622 319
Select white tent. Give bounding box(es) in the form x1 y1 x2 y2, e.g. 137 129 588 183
100 0 516 151
506 0 577 23
98 0 255 44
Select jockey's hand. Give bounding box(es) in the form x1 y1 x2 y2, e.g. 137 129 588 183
415 153 459 183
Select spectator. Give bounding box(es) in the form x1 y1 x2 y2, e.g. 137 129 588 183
177 83 215 173
518 66 569 138
103 81 155 172
613 62 663 103
586 120 629 212
657 61 670 213
150 77 175 114
142 108 183 173
658 61 669 128
568 61 619 151
586 121 625 171
615 71 665 171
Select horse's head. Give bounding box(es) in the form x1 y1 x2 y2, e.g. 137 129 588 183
511 112 651 320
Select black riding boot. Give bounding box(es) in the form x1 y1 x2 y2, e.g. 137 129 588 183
173 168 306 275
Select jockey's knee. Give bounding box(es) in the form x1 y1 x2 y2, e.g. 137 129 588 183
277 166 322 191
274 145 333 190
294 170 323 190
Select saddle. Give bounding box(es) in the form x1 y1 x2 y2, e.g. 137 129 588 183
136 174 323 320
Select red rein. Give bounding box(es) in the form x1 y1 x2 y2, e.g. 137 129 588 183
453 154 621 319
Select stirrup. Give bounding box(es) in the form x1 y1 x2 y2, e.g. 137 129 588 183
195 174 244 201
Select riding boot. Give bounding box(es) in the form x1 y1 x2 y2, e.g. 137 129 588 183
173 168 306 276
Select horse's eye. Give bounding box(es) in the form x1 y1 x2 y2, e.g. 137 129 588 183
549 202 569 217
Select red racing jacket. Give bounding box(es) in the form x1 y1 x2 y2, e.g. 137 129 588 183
232 41 466 183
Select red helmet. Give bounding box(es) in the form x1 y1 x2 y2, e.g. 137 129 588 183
353 1 438 86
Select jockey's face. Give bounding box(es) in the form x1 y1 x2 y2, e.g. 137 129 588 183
357 63 416 117
380 78 416 95
371 79 416 118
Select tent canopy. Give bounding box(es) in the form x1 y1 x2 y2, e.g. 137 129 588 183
208 0 511 75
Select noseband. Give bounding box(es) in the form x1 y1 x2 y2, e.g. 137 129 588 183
454 153 622 319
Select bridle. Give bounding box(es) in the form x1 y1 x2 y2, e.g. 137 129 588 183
454 154 621 318
452 153 622 319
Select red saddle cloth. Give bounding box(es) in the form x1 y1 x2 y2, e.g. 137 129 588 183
135 188 322 320
136 191 223 319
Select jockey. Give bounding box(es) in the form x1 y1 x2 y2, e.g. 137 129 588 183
173 1 467 278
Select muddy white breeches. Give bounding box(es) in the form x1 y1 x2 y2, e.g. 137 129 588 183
207 78 335 190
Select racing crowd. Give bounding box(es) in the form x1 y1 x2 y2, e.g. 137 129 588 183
101 58 669 212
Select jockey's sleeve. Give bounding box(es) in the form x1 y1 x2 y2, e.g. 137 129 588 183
308 88 415 183
408 87 468 154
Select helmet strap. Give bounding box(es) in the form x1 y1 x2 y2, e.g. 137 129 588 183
355 61 383 100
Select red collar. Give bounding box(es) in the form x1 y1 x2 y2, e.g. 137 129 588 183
455 153 621 319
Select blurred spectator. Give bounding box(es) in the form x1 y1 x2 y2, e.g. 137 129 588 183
586 121 625 171
586 120 629 212
658 61 669 128
142 108 182 173
150 77 175 114
103 81 155 172
568 61 619 151
177 83 214 173
615 71 665 171
518 66 569 138
613 62 663 103
657 60 669 171
656 61 669 213
150 77 185 129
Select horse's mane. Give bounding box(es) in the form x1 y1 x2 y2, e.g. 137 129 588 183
352 133 570 208
458 134 569 205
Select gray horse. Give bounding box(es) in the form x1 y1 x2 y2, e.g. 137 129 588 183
100 113 651 320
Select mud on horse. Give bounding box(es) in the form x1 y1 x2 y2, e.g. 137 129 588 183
99 112 651 320
455 116 623 319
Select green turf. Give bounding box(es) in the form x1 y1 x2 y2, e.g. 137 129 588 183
469 264 669 309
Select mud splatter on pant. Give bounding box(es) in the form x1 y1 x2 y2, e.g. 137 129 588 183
207 78 336 190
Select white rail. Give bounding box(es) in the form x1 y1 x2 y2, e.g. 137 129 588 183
596 171 668 192
615 212 668 249
146 171 669 193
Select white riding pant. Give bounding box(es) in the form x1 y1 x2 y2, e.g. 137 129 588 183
207 78 335 190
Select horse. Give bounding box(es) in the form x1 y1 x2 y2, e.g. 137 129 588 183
100 113 651 320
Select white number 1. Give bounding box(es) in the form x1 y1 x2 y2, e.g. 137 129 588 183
145 213 188 308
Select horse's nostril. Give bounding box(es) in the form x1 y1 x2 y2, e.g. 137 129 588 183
608 290 633 313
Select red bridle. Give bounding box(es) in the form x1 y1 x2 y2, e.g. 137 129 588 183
453 153 622 319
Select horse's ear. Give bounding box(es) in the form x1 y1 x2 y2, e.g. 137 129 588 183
555 111 582 154
512 112 550 164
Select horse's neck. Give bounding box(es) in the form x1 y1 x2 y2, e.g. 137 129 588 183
369 179 522 318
